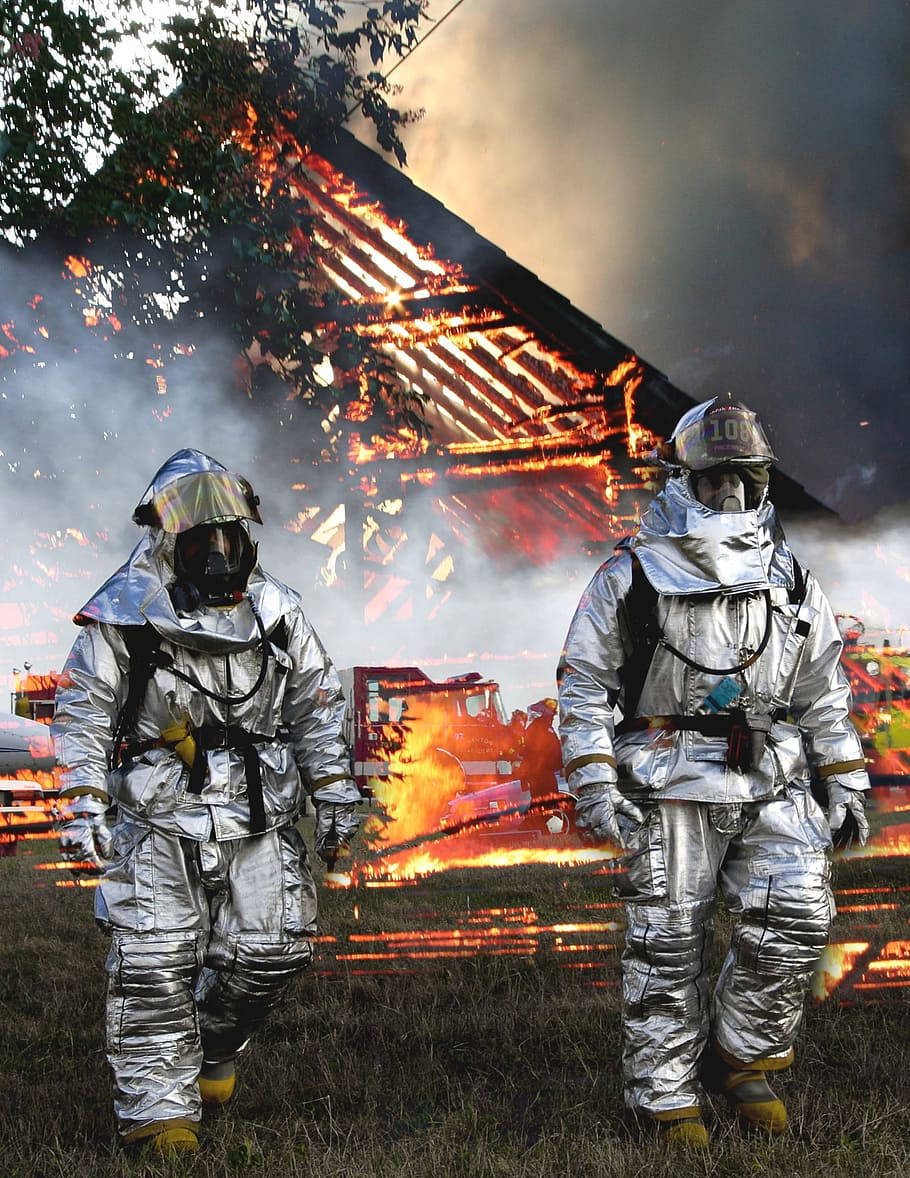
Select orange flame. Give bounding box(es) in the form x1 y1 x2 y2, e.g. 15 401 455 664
808 942 869 1003
366 698 467 846
853 941 910 990
64 255 90 278
839 822 910 861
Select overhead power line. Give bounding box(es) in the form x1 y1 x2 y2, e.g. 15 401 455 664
383 0 468 83
343 0 469 123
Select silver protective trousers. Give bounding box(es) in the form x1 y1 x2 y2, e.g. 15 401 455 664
97 819 317 1134
617 790 834 1114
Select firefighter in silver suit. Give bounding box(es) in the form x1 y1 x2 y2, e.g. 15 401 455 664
52 449 360 1155
557 397 869 1147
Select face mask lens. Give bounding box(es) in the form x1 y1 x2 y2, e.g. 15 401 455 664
175 521 251 599
693 464 770 511
205 526 236 569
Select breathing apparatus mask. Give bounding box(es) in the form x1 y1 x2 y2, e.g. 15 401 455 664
172 520 257 611
656 396 775 514
692 463 770 512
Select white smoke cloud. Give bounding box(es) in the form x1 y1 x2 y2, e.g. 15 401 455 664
787 504 910 644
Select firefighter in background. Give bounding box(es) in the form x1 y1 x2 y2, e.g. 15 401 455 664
52 449 360 1156
517 699 563 803
557 397 869 1147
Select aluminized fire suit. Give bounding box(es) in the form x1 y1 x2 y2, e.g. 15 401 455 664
52 450 359 1141
558 471 869 1118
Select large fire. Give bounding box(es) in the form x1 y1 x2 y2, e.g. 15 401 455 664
5 120 910 1017
347 689 616 887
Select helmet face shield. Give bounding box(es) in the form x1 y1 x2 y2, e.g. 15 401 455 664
137 471 263 533
672 405 776 472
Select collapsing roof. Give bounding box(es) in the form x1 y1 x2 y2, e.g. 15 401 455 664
285 131 825 624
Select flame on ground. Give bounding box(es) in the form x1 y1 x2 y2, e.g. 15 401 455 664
349 839 615 888
839 823 910 860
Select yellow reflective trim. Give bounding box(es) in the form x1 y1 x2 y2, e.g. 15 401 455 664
563 753 617 777
310 773 354 789
715 1042 794 1072
57 785 111 804
816 759 867 779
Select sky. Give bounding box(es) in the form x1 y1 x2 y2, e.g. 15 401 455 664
2 0 910 709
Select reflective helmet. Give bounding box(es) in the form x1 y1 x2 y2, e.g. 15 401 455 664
133 450 261 609
661 395 776 472
132 449 262 532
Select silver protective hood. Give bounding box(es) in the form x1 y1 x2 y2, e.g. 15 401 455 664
629 474 794 595
73 450 286 653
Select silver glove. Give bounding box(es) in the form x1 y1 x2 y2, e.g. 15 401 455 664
313 802 360 864
573 781 644 847
311 779 362 865
826 781 870 847
57 793 114 875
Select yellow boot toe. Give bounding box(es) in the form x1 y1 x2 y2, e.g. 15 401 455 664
723 1070 788 1133
199 1060 236 1105
123 1119 200 1155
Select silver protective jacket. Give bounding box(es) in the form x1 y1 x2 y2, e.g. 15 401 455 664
53 458 357 841
558 476 868 803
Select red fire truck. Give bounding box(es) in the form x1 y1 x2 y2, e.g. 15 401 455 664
338 666 516 798
837 617 910 783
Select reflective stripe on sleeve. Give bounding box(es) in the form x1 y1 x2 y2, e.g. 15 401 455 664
57 785 111 805
563 753 618 777
816 758 867 779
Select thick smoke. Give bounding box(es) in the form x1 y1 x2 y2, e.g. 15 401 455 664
397 0 910 519
787 505 910 642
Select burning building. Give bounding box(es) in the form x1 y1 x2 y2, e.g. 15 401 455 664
282 131 825 638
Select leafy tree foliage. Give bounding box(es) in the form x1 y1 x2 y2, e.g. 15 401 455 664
0 1 430 464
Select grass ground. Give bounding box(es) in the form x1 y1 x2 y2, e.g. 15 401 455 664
1 837 909 1178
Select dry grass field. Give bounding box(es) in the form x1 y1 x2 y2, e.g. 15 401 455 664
1 832 909 1178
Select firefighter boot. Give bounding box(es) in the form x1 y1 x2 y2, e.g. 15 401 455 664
199 1058 236 1105
652 1107 711 1149
123 1119 200 1156
703 1044 789 1133
722 1067 788 1133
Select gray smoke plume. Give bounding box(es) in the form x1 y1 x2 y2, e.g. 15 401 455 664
397 0 910 519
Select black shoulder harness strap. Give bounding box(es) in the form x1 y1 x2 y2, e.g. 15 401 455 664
789 555 807 606
269 616 289 654
109 624 165 771
788 555 811 636
620 556 661 724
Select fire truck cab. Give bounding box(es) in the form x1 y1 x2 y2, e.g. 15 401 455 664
338 666 515 798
